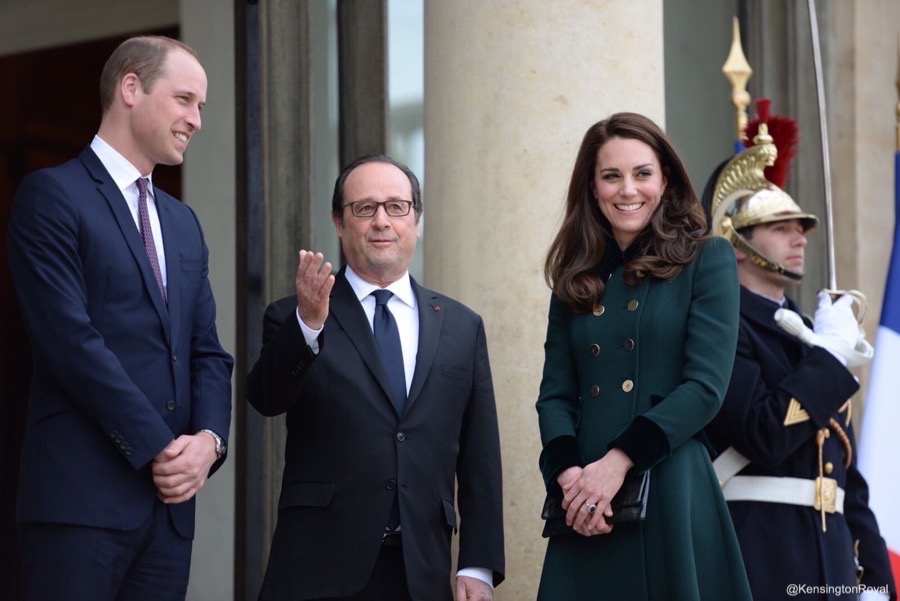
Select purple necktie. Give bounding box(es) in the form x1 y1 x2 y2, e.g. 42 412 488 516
136 178 166 302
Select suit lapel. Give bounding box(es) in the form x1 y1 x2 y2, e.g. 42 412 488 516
157 194 180 345
80 148 171 343
407 278 442 410
328 272 397 412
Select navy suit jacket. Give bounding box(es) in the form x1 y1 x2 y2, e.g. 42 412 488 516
7 147 233 539
247 271 505 601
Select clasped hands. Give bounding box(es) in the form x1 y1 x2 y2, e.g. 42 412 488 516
152 432 219 504
557 448 633 537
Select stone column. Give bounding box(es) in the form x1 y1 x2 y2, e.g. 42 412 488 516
423 2 664 597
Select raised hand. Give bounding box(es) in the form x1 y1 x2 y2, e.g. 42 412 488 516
295 250 335 330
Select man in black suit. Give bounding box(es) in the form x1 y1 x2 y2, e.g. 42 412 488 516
7 36 233 600
247 154 505 601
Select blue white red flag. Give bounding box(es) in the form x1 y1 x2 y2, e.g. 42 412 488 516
859 149 900 591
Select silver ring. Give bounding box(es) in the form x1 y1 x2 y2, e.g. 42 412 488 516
585 502 597 514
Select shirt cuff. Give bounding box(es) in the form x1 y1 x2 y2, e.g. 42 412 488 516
296 308 323 354
457 567 493 589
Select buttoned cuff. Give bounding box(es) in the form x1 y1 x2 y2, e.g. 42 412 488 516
539 435 581 496
608 416 669 472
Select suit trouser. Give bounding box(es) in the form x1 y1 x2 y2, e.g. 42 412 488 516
312 536 412 601
18 499 192 601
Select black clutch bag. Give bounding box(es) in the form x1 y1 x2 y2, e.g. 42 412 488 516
540 469 650 538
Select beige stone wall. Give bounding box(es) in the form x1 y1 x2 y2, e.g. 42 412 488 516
423 2 665 597
852 1 900 412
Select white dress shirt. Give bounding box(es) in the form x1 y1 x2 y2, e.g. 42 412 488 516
90 136 167 292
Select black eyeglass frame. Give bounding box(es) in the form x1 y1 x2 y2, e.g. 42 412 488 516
342 199 414 218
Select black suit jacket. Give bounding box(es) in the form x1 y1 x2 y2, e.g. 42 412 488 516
7 147 233 539
247 271 504 600
706 286 896 600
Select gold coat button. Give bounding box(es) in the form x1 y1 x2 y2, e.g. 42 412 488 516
824 462 834 475
593 304 605 316
622 379 634 392
589 344 600 357
590 385 600 397
627 299 639 311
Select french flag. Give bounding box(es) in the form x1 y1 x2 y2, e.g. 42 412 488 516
859 148 900 591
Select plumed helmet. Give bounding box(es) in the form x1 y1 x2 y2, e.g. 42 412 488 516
710 100 818 280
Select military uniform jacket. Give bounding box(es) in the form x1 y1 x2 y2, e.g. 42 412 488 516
536 237 752 600
706 286 896 600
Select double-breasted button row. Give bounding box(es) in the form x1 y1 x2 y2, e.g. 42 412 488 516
593 300 639 314
587 340 635 356
588 381 634 395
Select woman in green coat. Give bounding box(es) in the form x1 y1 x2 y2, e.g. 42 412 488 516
536 112 752 600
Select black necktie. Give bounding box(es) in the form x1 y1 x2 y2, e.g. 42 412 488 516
372 289 407 416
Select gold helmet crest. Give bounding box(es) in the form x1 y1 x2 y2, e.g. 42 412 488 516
710 122 818 280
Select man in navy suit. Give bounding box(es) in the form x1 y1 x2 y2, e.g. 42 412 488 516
247 155 505 600
7 36 233 601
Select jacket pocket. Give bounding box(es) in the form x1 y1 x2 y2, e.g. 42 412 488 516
278 481 335 511
441 498 458 532
179 258 204 272
441 362 470 382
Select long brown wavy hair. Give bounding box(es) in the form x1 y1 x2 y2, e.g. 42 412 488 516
544 112 709 313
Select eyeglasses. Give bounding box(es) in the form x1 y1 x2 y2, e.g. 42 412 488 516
343 199 413 218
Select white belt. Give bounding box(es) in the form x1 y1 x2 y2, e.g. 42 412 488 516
721 475 845 514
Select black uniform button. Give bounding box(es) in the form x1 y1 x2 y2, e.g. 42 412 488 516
590 385 600 397
166 400 176 411
589 343 600 357
396 432 406 442
291 367 300 376
386 480 397 491
624 338 635 351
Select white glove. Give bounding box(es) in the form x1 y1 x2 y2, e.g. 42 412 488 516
773 292 874 367
813 291 860 359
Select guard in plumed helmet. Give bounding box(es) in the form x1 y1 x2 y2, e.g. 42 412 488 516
703 99 896 601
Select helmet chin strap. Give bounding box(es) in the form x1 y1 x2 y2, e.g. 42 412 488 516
728 228 804 281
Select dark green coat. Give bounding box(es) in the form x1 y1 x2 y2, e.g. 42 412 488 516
536 237 752 600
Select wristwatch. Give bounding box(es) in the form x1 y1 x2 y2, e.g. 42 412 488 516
199 428 226 459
